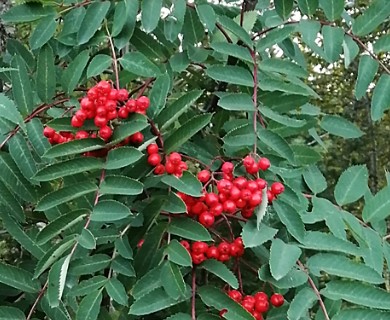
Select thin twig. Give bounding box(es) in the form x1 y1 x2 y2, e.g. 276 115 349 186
297 260 330 320
105 24 120 89
26 280 48 320
191 268 197 320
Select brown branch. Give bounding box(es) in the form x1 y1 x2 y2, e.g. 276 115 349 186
26 280 48 320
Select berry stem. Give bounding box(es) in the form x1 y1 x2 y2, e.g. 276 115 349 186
297 260 330 320
236 258 244 294
26 280 48 320
137 78 154 98
191 268 197 320
105 24 120 89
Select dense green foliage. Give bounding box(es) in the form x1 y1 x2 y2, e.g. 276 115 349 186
0 0 390 319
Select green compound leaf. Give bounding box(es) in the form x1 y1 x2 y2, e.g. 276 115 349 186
100 175 143 196
206 65 253 87
241 221 278 248
0 262 41 293
371 74 390 122
161 261 187 300
91 200 131 222
355 55 379 100
362 185 390 222
165 240 192 267
333 308 390 320
119 52 161 77
75 289 103 320
320 115 364 139
352 0 390 36
105 278 128 306
161 171 203 197
29 15 56 50
334 165 368 206
87 54 112 78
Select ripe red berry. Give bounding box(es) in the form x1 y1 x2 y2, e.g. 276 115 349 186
228 290 242 302
249 192 262 207
243 155 255 167
191 252 206 265
94 116 107 128
126 99 137 112
43 126 55 138
252 311 264 320
95 106 107 117
223 200 237 214
80 97 93 109
255 300 269 313
218 254 230 262
147 153 161 166
108 89 118 100
258 157 270 170
107 110 118 120
229 243 242 257
254 292 268 302
197 170 211 183
234 237 243 247
221 161 234 173
75 109 88 121
241 209 254 218
71 116 83 127
169 152 182 165
205 193 219 207
246 162 259 174
192 241 209 254
267 190 275 203
240 189 252 201
99 126 112 140
217 242 230 255
180 240 190 251
217 179 233 194
246 181 259 193
154 164 165 175
97 80 111 94
118 107 129 119
165 161 176 174
136 96 150 110
75 130 89 139
147 143 159 155
117 88 129 101
255 178 267 189
229 186 241 201
271 182 285 195
105 99 117 111
234 177 247 189
198 211 215 227
241 300 255 312
137 239 144 248
270 294 284 307
210 203 223 216
206 246 220 259
130 132 144 144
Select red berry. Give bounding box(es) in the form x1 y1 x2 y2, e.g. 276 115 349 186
217 242 230 255
71 116 83 127
107 110 118 120
117 88 129 101
80 97 93 110
75 130 89 139
229 243 242 257
205 193 219 207
118 107 129 119
147 153 161 166
130 132 144 144
206 246 220 259
199 211 215 227
191 202 207 215
75 109 88 121
223 200 237 214
95 106 107 117
43 126 55 138
136 96 150 110
137 239 144 248
218 193 228 203
252 311 264 320
241 209 254 218
270 294 284 307
267 190 275 203
191 252 206 265
234 177 247 189
255 178 267 189
258 157 270 170
97 80 111 94
271 182 285 195
165 161 176 174
197 170 211 183
94 116 108 128
246 162 259 174
180 240 190 251
246 181 259 193
108 89 118 100
243 155 255 167
255 300 269 313
105 99 117 111
210 203 223 216
240 189 252 201
147 143 159 155
229 186 241 201
254 292 268 302
234 237 243 247
154 164 165 175
249 192 262 207
221 162 234 173
235 198 247 209
86 89 98 101
169 152 182 165
217 179 233 194
99 126 112 140
126 99 137 112
243 295 256 305
228 290 242 302
218 254 230 262
241 300 255 312
191 241 209 254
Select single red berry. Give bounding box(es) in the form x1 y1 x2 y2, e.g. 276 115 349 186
165 161 176 174
206 246 220 259
223 200 237 214
71 116 83 127
210 203 223 216
118 107 129 119
249 192 262 207
217 242 230 255
191 202 207 215
241 300 255 312
252 311 264 320
199 211 215 227
271 182 285 195
191 252 206 265
217 179 233 194
235 198 247 209
229 243 242 257
243 295 256 306
234 237 243 247
75 130 89 139
255 178 267 189
126 99 137 112
258 157 271 170
246 181 259 193
241 209 254 218
229 186 241 201
218 192 228 203
117 88 129 101
107 110 118 120
94 115 108 128
228 290 242 302
191 241 209 254
75 109 88 121
233 177 247 189
255 300 269 313
267 190 275 203
130 132 144 144
108 89 118 100
147 153 162 166
86 89 98 101
137 239 144 248
254 292 268 302
218 254 230 262
147 143 159 155
43 126 55 138
240 189 252 201
270 294 284 307
246 162 259 174
99 126 113 140
95 106 107 117
243 155 255 167
197 170 211 183
80 97 93 110
136 96 150 110
97 80 111 94
180 240 190 251
96 96 107 107
105 99 117 111
205 193 219 207
154 164 165 175
221 161 234 173
169 152 182 165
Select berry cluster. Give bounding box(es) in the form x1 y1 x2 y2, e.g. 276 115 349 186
147 144 188 177
180 238 244 265
43 80 150 145
220 291 284 319
176 157 284 228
